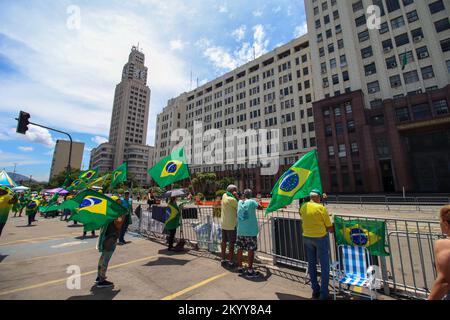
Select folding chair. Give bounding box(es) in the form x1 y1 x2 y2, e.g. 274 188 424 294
331 245 381 300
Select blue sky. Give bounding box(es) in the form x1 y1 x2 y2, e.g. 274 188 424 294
0 0 307 182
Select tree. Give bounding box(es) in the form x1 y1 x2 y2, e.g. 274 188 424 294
217 177 235 191
191 173 217 198
47 169 81 189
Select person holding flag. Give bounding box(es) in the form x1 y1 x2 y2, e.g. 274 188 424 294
0 186 15 237
26 196 41 226
148 147 190 189
95 196 126 288
165 196 181 251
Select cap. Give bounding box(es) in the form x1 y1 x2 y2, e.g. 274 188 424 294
310 189 322 196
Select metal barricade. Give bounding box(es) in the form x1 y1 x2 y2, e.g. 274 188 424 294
130 203 444 300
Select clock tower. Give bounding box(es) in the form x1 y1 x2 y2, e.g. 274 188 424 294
90 45 154 186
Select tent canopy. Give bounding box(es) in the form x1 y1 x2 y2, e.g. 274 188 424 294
0 170 18 188
12 186 30 192
44 188 69 195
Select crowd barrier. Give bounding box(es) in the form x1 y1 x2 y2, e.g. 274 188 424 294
129 203 445 300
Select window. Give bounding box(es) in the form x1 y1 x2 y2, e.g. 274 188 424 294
337 39 344 49
367 81 380 93
433 100 449 115
395 33 410 47
380 22 389 34
385 0 400 13
371 115 384 125
395 107 410 122
340 55 347 66
326 29 332 39
352 1 363 12
411 28 424 40
399 50 414 65
429 0 445 14
324 15 330 24
365 63 377 76
338 144 347 158
358 30 370 42
333 10 340 20
334 107 341 117
386 56 397 69
351 142 359 154
361 46 373 59
347 120 355 133
435 18 450 33
328 146 335 157
355 15 366 27
382 39 393 51
343 71 349 81
390 75 402 88
391 16 405 29
403 70 419 84
345 103 353 114
325 125 333 137
421 66 435 80
406 10 419 23
330 58 337 69
328 43 335 53
412 104 431 120
441 38 450 52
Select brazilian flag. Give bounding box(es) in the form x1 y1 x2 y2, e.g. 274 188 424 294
78 168 98 182
164 203 181 231
67 179 87 191
148 148 190 188
334 216 390 256
266 149 322 214
62 189 128 231
39 193 59 213
110 163 127 190
87 173 110 189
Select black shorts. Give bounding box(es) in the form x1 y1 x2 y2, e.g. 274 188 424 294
236 236 258 251
222 229 237 244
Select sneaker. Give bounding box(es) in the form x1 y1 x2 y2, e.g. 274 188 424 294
237 267 246 274
245 269 260 279
220 259 228 266
117 241 125 246
226 261 236 268
96 280 114 288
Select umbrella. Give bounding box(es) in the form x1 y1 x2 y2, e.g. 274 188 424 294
44 188 69 195
12 186 30 193
162 188 187 198
0 170 18 188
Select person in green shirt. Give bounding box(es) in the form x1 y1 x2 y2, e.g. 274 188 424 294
25 197 40 226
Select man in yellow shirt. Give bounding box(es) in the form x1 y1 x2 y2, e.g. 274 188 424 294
300 189 334 300
220 185 238 268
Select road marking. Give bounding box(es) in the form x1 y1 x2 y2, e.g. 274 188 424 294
0 233 80 246
0 255 159 297
0 239 147 266
50 241 88 248
161 272 229 300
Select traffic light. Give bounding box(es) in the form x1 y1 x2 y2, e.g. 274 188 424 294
16 111 30 134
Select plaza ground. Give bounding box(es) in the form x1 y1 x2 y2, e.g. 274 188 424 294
0 211 398 300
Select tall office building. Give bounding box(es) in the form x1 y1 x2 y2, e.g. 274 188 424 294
154 36 316 193
90 46 155 186
306 0 450 193
154 0 450 194
50 140 85 180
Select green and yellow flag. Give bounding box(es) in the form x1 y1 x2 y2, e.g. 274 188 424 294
266 149 322 214
67 179 87 191
0 186 14 224
334 217 390 256
78 168 98 182
110 163 127 190
61 189 128 231
87 173 110 189
164 203 181 230
148 147 190 188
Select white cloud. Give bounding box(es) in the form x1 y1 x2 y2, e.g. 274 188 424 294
0 149 47 168
273 6 282 14
198 24 270 72
18 146 33 152
170 39 186 51
252 8 264 17
218 4 228 13
0 125 56 148
231 25 246 42
294 22 308 38
91 136 108 145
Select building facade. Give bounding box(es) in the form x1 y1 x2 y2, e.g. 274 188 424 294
154 0 450 194
154 36 317 193
90 46 154 186
50 140 85 180
306 0 450 193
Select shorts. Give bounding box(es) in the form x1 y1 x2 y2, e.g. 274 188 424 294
221 229 237 244
236 236 258 251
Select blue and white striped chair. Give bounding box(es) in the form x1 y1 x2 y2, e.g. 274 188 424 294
331 245 381 300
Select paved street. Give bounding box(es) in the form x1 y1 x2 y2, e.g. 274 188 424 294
0 212 349 300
